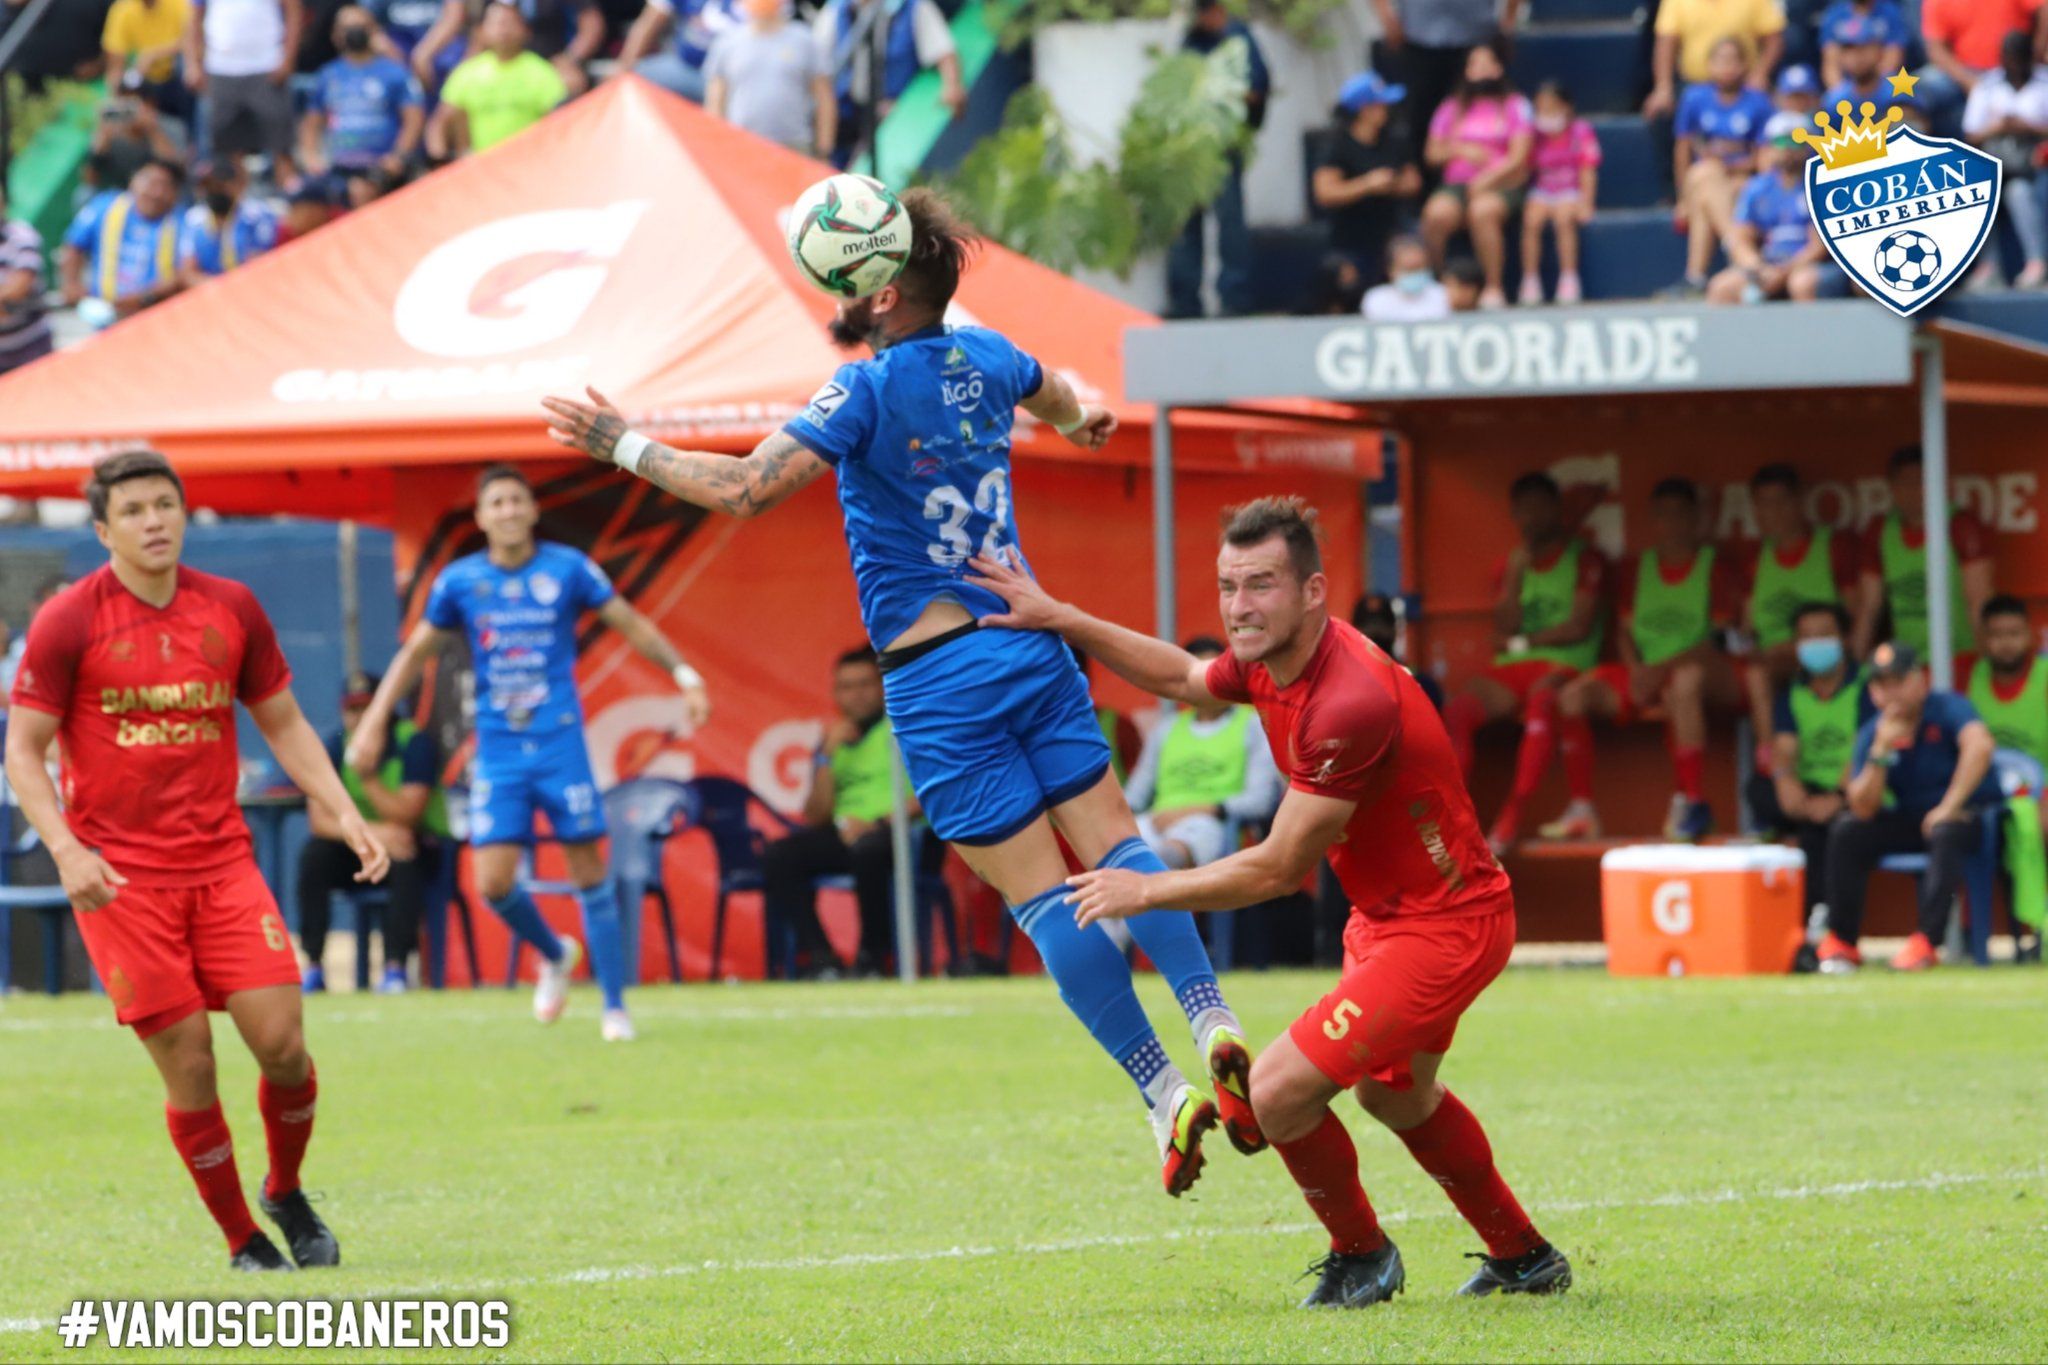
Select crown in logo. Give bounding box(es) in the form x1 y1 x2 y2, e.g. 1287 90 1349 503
1793 100 1905 170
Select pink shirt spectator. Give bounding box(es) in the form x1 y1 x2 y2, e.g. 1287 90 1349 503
1428 93 1535 186
1529 117 1602 198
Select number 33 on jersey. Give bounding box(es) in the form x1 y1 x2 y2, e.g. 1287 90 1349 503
782 323 1048 647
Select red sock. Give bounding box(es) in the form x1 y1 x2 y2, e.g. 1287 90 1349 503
1672 744 1706 802
1444 694 1486 776
1395 1091 1544 1259
258 1064 317 1202
164 1103 260 1251
1503 690 1560 818
1559 715 1595 802
1272 1110 1386 1256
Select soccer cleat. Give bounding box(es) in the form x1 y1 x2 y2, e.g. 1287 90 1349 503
1891 932 1939 972
1537 800 1602 842
1457 1241 1572 1297
1817 932 1862 975
1203 1025 1267 1156
1298 1240 1405 1309
533 937 583 1024
378 964 407 994
301 964 325 994
229 1230 296 1272
601 1008 636 1042
259 1188 339 1268
1151 1082 1219 1198
1675 799 1714 843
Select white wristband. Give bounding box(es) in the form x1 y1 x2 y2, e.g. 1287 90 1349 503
613 430 652 476
672 663 705 691
1053 408 1088 436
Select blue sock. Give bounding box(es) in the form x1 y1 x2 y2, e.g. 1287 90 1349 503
1012 885 1175 1105
486 886 563 962
576 882 627 1011
1098 837 1238 1044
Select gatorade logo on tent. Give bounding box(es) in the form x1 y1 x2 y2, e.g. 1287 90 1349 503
393 201 650 359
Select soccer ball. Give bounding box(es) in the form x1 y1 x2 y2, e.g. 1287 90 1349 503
1874 230 1942 292
787 173 912 299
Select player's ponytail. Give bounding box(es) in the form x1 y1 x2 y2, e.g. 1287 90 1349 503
895 188 979 314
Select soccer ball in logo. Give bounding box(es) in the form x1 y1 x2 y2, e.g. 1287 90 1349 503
1874 230 1943 292
787 173 912 299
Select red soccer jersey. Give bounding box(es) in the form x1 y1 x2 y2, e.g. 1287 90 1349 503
1206 617 1511 921
10 565 291 886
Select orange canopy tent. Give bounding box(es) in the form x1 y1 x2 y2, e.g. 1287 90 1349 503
0 77 1376 517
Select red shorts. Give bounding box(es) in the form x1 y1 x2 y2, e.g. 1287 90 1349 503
1584 661 1645 724
1289 898 1517 1092
72 860 298 1038
1484 659 1574 711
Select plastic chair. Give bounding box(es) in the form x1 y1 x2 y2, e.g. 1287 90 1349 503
604 777 697 984
810 824 958 978
684 776 797 982
1873 749 2038 967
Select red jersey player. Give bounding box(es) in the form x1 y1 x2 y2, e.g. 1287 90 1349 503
969 497 1569 1310
5 451 389 1272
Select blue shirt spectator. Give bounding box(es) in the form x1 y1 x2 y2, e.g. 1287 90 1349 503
179 197 279 277
1734 166 1814 264
306 50 425 169
1850 689 2002 814
614 0 741 103
365 0 445 54
1675 81 1777 165
1818 0 1908 82
59 161 185 319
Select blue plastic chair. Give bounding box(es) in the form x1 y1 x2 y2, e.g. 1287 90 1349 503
1874 748 2040 967
811 824 958 978
686 776 798 982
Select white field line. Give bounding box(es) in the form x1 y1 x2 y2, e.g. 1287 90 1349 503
3 1166 2039 1335
0 1002 980 1032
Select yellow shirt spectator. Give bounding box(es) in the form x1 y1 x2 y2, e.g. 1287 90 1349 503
1655 0 1787 84
103 0 193 87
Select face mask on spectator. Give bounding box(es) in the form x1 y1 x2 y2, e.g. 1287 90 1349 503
1796 637 1843 675
341 26 373 53
1535 113 1568 134
1470 77 1509 99
1395 268 1434 295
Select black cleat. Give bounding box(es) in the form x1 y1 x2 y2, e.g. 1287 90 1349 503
1298 1240 1406 1309
259 1188 340 1268
229 1231 295 1272
1457 1241 1572 1297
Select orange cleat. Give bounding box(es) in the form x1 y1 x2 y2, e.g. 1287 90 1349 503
1153 1083 1219 1198
1817 932 1862 975
1205 1026 1267 1156
1891 932 1939 972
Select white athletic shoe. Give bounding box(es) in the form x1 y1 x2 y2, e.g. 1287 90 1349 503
533 937 582 1024
601 1008 636 1043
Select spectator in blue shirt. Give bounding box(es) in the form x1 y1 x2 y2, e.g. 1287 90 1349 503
1821 15 1918 125
1672 37 1777 295
1707 121 1832 304
1820 641 2000 973
178 157 279 281
363 0 442 56
58 157 187 328
1818 0 1908 89
1774 62 1822 122
1167 0 1270 318
615 0 740 102
300 4 424 204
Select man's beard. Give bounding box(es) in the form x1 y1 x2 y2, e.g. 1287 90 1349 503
828 299 881 350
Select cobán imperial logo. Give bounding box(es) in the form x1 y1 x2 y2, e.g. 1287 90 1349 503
1796 74 2000 318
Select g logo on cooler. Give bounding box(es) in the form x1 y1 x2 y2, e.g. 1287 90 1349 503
1650 880 1693 936
392 201 649 359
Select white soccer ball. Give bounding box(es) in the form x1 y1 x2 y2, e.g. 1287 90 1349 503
1874 230 1942 291
786 173 912 299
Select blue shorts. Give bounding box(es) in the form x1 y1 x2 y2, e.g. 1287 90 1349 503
468 727 607 847
883 627 1113 845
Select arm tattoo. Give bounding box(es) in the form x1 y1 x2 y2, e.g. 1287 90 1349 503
585 411 625 462
638 432 818 519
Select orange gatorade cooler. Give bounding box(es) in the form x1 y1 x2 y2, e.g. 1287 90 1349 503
1598 846 1806 977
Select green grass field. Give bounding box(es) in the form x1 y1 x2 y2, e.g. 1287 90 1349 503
3 966 2045 1362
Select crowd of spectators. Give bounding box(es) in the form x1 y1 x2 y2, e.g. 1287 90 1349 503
1 0 966 332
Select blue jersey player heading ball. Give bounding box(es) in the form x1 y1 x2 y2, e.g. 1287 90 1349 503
348 465 712 1042
545 188 1263 1196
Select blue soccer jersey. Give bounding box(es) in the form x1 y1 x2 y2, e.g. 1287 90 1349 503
423 542 614 736
1736 171 1815 265
1674 83 1776 165
783 323 1046 648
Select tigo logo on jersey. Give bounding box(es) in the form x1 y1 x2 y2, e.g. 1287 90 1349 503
1796 79 1999 317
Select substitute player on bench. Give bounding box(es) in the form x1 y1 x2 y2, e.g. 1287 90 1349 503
5 450 390 1272
970 497 1569 1308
